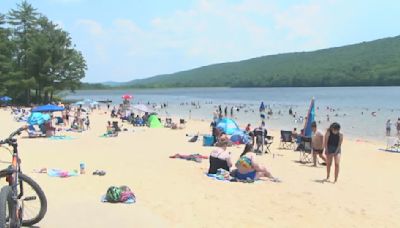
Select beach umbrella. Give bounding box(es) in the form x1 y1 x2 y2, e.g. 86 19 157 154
302 98 315 137
27 112 51 125
122 94 133 100
83 98 93 103
132 104 152 113
75 101 85 106
32 104 65 112
0 96 12 102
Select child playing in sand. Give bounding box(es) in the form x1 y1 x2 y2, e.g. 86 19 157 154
324 122 343 183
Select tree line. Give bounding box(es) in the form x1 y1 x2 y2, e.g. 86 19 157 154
0 1 86 104
119 35 400 88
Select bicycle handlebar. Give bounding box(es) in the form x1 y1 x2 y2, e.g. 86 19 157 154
0 126 27 145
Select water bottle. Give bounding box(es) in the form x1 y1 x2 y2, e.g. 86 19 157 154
80 163 85 174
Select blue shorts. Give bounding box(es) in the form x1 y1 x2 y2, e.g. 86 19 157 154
236 170 257 180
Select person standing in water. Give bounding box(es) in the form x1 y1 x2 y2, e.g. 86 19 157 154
386 119 391 136
324 122 343 183
397 118 400 136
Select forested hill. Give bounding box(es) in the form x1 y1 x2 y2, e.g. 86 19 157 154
121 36 400 88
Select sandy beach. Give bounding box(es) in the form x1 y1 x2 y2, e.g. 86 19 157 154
0 108 399 228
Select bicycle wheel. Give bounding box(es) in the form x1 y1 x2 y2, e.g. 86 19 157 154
0 186 13 228
0 172 47 226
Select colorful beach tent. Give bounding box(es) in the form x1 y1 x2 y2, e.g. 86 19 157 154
27 112 51 125
302 98 315 137
230 131 250 144
216 118 241 135
148 115 163 128
32 104 64 112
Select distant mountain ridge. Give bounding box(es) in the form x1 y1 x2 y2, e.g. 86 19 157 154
86 35 400 89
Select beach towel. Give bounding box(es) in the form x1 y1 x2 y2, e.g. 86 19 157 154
207 169 265 183
169 153 208 163
47 169 79 178
49 135 75 140
207 169 231 181
379 148 400 153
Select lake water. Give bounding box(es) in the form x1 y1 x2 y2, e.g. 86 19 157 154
64 87 400 141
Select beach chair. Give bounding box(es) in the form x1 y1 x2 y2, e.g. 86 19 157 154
179 119 186 129
279 130 295 149
165 118 172 128
252 128 271 154
265 136 274 154
386 137 400 152
298 136 312 163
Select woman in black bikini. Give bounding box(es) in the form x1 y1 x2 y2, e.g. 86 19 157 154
324 122 343 183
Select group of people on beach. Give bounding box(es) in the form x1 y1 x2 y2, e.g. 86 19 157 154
385 118 400 136
209 106 344 183
311 122 343 183
208 137 278 182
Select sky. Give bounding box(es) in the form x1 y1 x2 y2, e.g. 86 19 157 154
1 0 400 83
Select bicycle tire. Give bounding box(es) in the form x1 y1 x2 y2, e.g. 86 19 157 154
0 172 47 226
0 186 12 228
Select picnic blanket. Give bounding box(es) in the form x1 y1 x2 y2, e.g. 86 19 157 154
169 153 208 163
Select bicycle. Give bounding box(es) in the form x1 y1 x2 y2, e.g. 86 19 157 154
0 127 47 228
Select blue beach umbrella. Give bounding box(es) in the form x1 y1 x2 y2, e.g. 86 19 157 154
75 101 85 106
0 96 12 102
32 104 65 112
27 112 51 125
302 98 315 137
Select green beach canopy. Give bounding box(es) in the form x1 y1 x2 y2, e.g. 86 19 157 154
148 115 163 128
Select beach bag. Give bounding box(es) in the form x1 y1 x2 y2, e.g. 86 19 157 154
106 186 122 202
119 185 135 202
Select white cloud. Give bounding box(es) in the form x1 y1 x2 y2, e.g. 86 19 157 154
46 0 82 3
76 19 104 36
75 0 339 81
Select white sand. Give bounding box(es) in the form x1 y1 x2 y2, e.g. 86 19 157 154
0 108 399 227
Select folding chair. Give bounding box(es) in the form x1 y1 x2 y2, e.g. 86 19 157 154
279 130 295 149
165 118 172 128
179 119 186 129
254 128 267 154
298 137 313 163
265 136 274 154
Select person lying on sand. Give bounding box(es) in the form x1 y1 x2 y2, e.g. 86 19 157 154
208 138 232 174
234 144 278 182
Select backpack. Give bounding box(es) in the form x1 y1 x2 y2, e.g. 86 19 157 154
106 186 122 203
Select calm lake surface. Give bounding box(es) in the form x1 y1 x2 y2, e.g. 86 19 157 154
64 87 400 141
